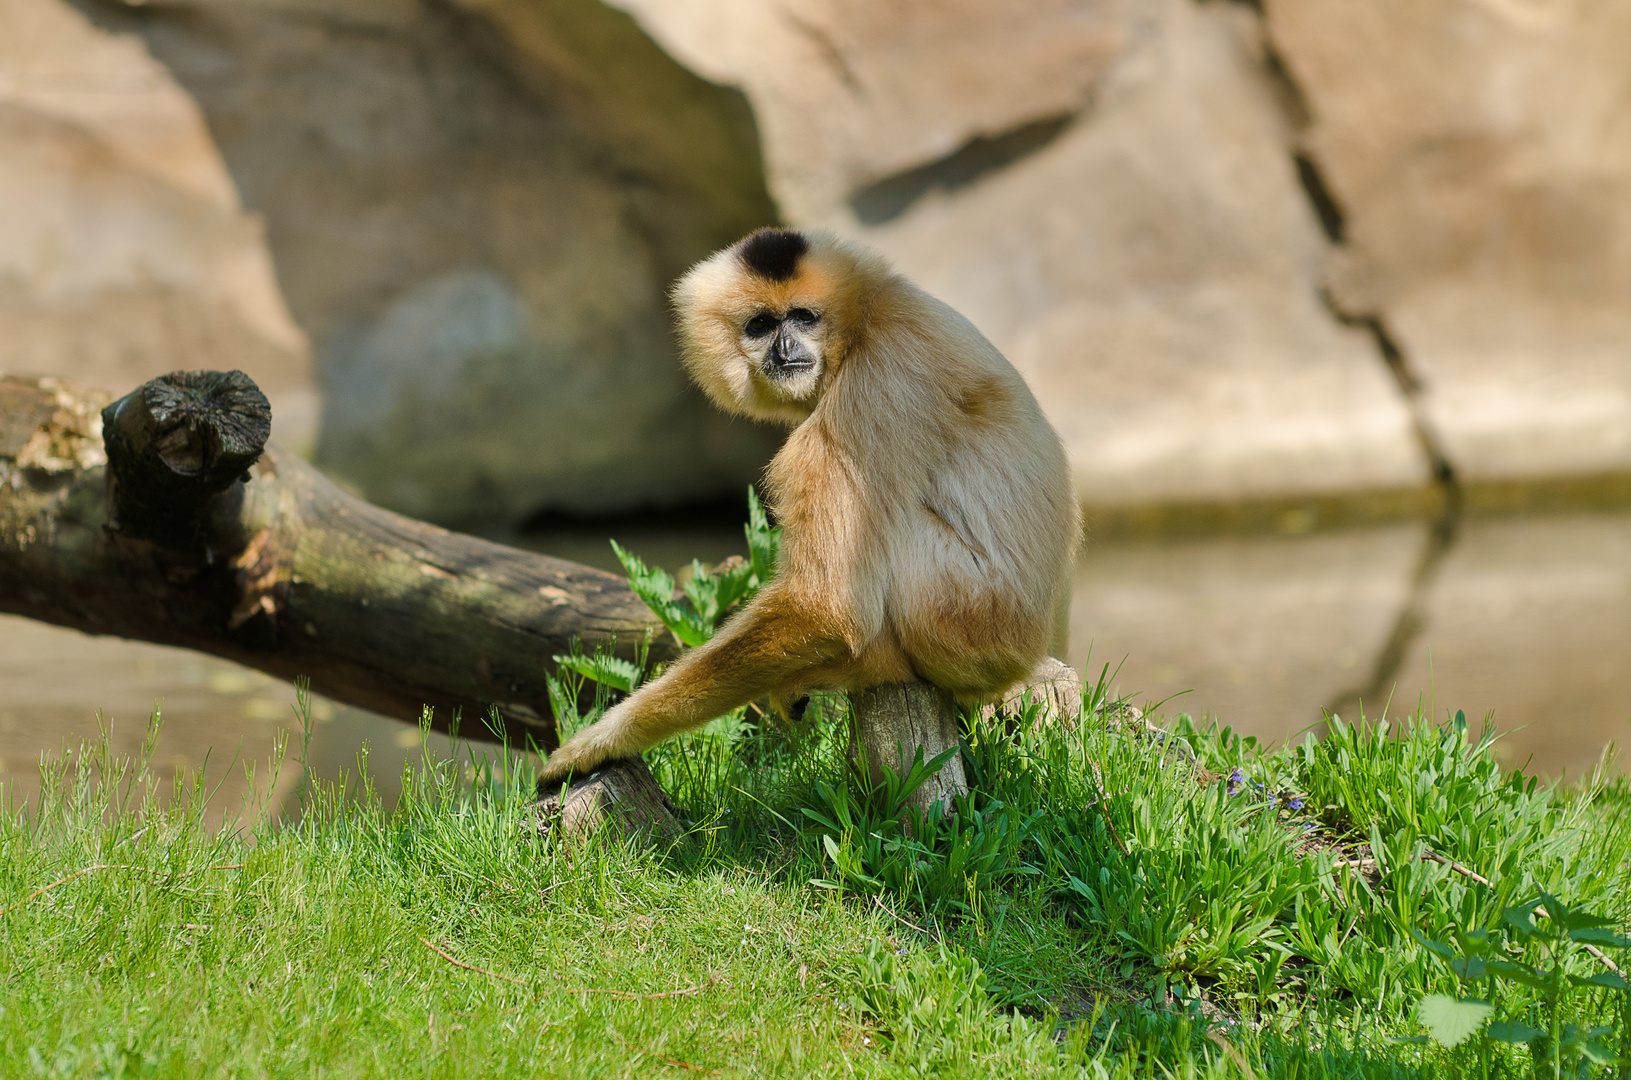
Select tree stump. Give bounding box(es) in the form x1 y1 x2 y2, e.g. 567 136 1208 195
534 757 681 843
980 656 1085 729
850 681 968 818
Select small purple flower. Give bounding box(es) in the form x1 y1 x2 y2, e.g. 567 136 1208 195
1288 797 1305 811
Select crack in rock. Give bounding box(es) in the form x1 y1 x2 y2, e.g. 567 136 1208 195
847 112 1078 226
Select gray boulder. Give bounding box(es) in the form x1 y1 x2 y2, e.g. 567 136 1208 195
103 0 781 523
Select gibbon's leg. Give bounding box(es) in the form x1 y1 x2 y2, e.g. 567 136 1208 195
538 589 849 785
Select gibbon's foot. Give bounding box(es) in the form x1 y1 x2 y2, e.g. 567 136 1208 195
537 726 619 787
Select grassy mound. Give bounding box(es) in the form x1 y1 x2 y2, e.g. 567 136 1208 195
2 677 1627 1078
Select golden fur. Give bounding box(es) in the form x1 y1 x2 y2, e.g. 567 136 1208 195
538 229 1080 785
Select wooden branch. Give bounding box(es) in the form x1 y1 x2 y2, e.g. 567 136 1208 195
0 371 676 749
850 681 969 818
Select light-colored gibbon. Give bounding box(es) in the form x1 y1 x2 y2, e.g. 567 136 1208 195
537 228 1080 786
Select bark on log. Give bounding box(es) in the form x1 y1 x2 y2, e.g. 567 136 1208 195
850 681 969 818
0 371 676 749
980 656 1086 729
535 757 681 843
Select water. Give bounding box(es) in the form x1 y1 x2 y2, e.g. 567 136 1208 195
1070 510 1631 779
3 507 1626 818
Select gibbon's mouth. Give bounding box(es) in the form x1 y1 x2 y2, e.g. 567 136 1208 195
763 357 815 378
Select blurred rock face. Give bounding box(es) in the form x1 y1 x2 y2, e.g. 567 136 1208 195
1266 0 1631 485
614 0 1631 514
0 0 314 448
106 0 782 524
4 0 1627 523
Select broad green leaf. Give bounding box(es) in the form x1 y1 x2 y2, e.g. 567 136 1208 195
1486 1020 1545 1044
1561 909 1617 932
1417 995 1492 1048
552 652 641 694
1411 930 1455 960
680 560 720 625
1570 927 1631 948
1450 956 1488 981
1501 903 1540 940
1569 971 1629 991
822 834 841 864
1453 927 1493 956
745 487 780 583
710 558 756 613
1580 1041 1616 1066
1485 959 1550 989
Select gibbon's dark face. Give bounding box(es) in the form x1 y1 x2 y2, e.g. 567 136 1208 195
739 304 826 396
727 228 830 402
673 227 864 423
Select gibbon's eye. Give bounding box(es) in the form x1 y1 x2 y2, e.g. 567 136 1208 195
744 312 779 338
787 308 820 326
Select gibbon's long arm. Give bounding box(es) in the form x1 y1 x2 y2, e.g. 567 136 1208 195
537 585 850 784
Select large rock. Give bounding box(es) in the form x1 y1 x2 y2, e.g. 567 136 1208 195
1265 0 1631 487
606 0 1130 223
613 0 1432 514
101 0 780 524
0 0 314 449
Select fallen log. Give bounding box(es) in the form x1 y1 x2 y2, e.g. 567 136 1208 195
0 370 676 749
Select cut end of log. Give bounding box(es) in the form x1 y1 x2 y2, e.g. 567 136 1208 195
534 756 682 844
102 369 271 542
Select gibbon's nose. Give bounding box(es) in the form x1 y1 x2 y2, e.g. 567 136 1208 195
768 326 815 371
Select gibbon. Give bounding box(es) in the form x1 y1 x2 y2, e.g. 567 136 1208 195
537 228 1080 786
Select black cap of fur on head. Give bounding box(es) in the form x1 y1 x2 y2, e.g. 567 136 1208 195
738 228 808 282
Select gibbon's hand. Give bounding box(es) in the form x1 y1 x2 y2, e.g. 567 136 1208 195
536 698 636 787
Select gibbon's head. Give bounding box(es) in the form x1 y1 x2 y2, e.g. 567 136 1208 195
672 228 886 424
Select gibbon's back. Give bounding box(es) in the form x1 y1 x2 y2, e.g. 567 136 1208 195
804 263 1079 694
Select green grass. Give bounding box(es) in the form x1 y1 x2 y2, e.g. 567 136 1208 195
2 682 1628 1078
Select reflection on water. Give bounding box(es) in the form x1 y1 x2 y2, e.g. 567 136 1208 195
0 617 521 827
1071 510 1631 779
3 507 1626 818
